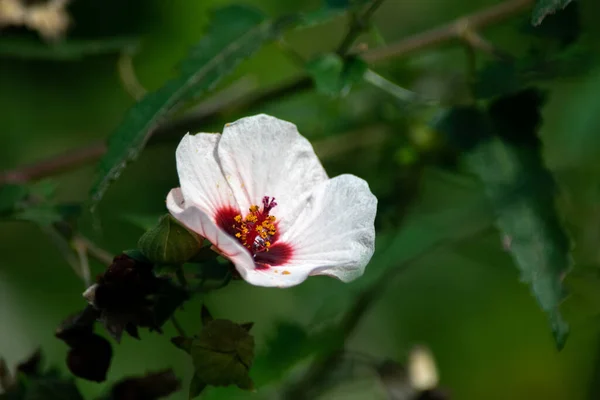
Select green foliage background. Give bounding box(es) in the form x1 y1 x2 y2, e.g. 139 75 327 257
2 0 600 399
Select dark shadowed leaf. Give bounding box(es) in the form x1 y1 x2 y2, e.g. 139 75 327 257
436 89 572 349
90 5 291 209
190 319 255 390
109 369 180 400
532 0 574 26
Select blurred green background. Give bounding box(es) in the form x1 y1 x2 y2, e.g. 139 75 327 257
2 0 600 399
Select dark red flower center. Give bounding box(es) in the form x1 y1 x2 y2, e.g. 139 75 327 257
215 196 292 268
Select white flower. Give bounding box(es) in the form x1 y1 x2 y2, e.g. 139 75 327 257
166 114 377 288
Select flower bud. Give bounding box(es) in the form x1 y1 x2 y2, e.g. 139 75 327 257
138 214 203 265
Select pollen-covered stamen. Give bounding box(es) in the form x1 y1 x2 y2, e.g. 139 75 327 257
230 197 278 256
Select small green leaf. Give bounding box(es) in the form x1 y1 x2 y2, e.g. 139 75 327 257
532 0 574 26
436 89 572 349
190 319 255 390
90 5 293 209
138 214 203 265
306 53 366 96
306 53 344 95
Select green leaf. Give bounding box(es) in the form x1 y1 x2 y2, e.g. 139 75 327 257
90 5 288 209
532 0 574 26
306 54 366 96
0 37 139 60
190 319 255 390
138 214 203 265
436 89 572 349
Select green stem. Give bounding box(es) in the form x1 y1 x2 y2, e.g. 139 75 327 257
336 0 387 56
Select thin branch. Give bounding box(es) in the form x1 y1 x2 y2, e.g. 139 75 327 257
336 0 387 55
73 238 92 287
0 142 106 184
361 0 534 63
73 235 114 266
461 28 513 61
0 0 535 185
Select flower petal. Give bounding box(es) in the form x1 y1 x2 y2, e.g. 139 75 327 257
168 189 314 287
167 188 254 268
217 114 328 219
176 133 236 217
273 174 377 284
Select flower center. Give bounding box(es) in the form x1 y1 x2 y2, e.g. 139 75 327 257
231 196 278 255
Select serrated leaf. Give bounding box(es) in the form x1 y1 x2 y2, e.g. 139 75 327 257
90 5 289 209
532 0 574 26
436 89 571 349
190 319 255 390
